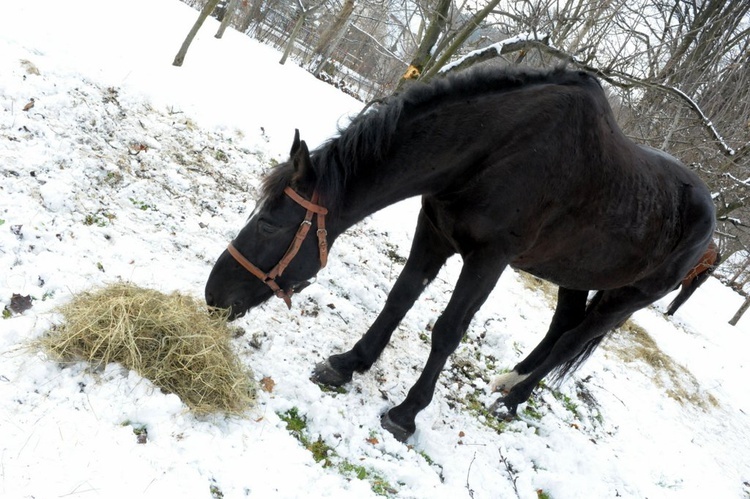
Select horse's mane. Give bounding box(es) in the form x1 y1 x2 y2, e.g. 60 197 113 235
261 66 599 211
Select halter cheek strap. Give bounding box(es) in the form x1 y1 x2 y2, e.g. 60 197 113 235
227 187 328 309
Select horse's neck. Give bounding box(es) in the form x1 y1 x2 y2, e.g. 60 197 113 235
328 156 427 237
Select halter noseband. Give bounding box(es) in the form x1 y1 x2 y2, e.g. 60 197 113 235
227 186 328 309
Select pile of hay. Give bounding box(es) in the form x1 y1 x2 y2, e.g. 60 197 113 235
39 283 256 415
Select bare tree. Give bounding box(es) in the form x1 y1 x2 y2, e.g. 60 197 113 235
279 0 327 65
215 0 241 38
238 0 268 33
420 0 504 80
309 0 355 75
397 0 451 86
173 0 222 66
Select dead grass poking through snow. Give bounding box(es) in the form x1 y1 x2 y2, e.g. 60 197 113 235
516 271 559 306
38 283 256 415
605 321 719 410
518 272 718 411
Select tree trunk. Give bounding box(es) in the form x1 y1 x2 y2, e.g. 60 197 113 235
396 0 451 89
173 0 222 66
216 0 241 38
279 14 305 65
420 0 504 81
312 16 354 75
278 1 326 65
729 256 750 284
310 0 354 73
729 295 750 326
239 0 265 33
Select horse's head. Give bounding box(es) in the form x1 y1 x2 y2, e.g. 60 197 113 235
205 131 328 320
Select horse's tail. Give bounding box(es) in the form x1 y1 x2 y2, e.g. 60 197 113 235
551 334 606 382
667 248 722 316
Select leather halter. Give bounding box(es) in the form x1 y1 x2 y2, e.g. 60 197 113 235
227 187 328 309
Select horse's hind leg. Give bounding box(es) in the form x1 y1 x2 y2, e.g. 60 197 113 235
312 208 454 387
667 270 711 315
490 287 591 393
382 249 508 441
666 283 693 316
490 287 656 416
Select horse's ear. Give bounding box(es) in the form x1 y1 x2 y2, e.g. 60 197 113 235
290 133 317 186
290 129 301 156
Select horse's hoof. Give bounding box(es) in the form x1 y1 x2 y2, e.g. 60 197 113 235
310 359 352 387
489 396 518 419
380 411 415 442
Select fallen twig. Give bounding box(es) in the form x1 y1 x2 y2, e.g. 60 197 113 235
498 447 520 498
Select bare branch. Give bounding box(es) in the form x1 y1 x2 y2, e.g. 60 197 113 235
441 36 744 158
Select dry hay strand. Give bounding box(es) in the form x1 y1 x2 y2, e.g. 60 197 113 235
39 283 256 416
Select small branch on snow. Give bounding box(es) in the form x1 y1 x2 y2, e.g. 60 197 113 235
333 311 349 325
103 139 120 150
722 172 750 189
498 447 520 498
715 230 738 240
466 452 477 499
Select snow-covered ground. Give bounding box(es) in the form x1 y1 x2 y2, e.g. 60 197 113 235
1 1 749 498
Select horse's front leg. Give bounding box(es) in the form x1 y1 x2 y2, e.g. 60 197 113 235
382 250 508 441
312 209 454 387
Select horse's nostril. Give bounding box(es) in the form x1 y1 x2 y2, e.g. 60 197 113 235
205 292 215 307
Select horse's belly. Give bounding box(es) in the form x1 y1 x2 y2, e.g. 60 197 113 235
510 263 638 290
510 249 651 290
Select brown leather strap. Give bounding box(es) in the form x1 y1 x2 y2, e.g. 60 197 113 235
317 219 328 268
284 187 328 214
309 189 329 269
227 242 292 308
225 187 329 310
227 242 268 282
270 217 314 278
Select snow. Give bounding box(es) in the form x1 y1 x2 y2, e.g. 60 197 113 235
1 1 750 498
440 33 539 74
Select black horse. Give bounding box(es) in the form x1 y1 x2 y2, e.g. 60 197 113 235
205 66 715 442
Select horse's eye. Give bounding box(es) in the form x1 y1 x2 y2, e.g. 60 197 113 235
258 220 278 234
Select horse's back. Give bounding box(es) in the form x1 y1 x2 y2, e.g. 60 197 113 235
417 69 714 292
